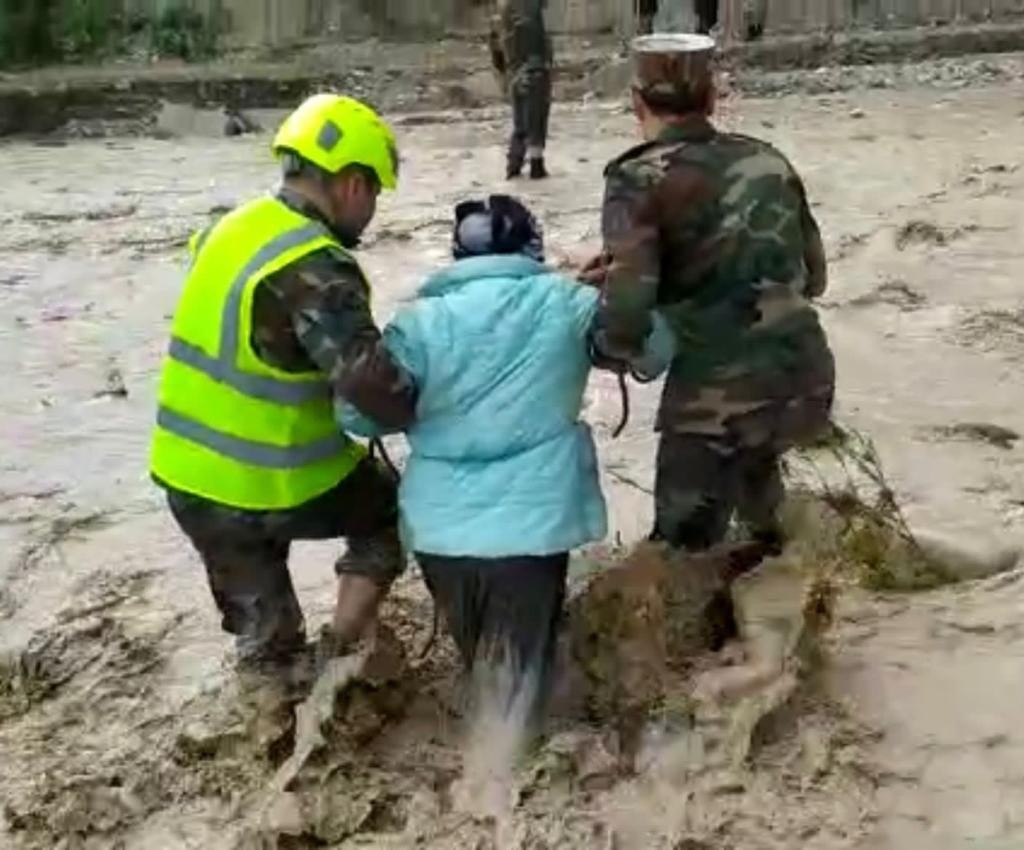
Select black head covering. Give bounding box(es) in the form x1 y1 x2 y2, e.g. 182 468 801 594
452 194 544 262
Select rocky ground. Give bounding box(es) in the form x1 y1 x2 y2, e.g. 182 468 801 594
2 54 1024 849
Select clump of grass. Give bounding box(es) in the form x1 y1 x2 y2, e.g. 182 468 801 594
786 422 953 593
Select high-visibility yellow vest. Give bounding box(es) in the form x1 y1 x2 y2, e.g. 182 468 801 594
150 195 366 510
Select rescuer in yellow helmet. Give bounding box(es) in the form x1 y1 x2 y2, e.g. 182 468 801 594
151 94 414 687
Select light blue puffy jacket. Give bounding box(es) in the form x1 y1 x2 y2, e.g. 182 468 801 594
340 254 608 558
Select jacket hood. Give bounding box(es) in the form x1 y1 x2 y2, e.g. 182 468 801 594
420 254 548 298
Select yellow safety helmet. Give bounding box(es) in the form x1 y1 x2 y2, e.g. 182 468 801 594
272 94 400 190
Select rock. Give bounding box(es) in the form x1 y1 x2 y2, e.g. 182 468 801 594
849 107 866 119
223 108 260 137
262 791 305 836
155 101 234 139
909 527 1021 582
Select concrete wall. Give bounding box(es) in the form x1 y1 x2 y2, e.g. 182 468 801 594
123 0 630 45
126 0 1024 47
720 0 1024 38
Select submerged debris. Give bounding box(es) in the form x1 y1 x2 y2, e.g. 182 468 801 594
94 366 129 399
894 218 975 250
931 421 1021 450
847 279 926 311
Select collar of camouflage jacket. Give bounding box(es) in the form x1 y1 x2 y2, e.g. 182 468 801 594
656 114 716 144
274 185 358 248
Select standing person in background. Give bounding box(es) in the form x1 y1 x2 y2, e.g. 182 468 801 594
588 34 834 555
695 0 718 33
637 0 658 35
490 0 553 180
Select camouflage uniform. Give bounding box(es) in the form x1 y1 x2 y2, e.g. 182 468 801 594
492 0 553 176
157 187 414 666
595 36 834 551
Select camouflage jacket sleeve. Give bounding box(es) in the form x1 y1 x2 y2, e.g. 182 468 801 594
595 150 663 359
265 248 417 430
796 176 828 298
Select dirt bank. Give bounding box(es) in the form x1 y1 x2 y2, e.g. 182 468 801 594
2 70 1024 849
6 22 1024 137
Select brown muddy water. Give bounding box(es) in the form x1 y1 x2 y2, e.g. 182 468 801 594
2 80 1024 849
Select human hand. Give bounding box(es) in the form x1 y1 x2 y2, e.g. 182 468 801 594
577 251 611 287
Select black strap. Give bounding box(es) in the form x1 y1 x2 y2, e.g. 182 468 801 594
369 437 401 482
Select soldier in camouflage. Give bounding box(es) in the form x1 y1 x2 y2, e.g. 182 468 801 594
490 0 553 179
589 34 834 553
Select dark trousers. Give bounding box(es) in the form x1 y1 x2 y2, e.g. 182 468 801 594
417 552 568 726
166 458 401 665
651 433 785 552
508 67 552 168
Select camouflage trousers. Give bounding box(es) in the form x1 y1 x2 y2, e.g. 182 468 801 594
651 435 785 551
651 391 833 551
165 458 403 666
508 66 552 166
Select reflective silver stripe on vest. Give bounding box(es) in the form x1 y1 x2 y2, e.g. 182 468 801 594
157 406 347 469
169 220 333 406
167 337 329 405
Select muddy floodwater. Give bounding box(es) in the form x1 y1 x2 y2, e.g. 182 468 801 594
2 77 1024 849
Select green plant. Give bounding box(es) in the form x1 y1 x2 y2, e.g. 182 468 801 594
149 3 217 60
789 421 953 593
0 0 59 66
0 0 218 67
55 0 118 59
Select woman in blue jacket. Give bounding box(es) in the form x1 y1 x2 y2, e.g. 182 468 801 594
340 195 669 726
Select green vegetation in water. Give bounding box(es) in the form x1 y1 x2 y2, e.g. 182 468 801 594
0 0 219 67
788 422 954 593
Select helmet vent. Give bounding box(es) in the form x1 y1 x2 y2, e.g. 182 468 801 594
317 120 343 153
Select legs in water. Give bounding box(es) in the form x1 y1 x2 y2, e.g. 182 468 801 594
169 456 403 678
418 552 569 735
167 497 307 671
